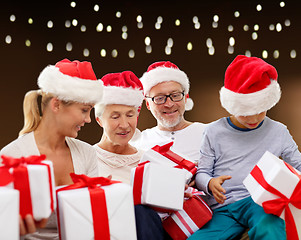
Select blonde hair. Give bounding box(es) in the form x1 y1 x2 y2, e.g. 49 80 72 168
19 90 54 136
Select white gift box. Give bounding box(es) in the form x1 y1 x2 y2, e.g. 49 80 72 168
131 162 187 211
0 187 19 240
8 160 56 221
243 151 301 239
57 182 137 240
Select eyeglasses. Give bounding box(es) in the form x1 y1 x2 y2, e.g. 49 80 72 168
146 91 185 105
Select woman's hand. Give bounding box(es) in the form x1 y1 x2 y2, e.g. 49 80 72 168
19 214 48 236
208 175 232 204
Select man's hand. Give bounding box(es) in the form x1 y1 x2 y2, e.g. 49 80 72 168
19 214 48 236
208 175 232 204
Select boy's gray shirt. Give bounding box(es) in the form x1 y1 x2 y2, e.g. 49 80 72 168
196 116 301 209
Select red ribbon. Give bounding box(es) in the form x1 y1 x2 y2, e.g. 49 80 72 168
152 142 197 175
56 173 121 240
0 154 54 218
250 162 301 240
132 161 149 205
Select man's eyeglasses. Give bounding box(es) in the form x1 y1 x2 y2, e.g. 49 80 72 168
146 91 185 105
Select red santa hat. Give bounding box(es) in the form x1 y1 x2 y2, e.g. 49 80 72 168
140 61 194 111
220 55 281 116
37 59 103 104
95 71 144 118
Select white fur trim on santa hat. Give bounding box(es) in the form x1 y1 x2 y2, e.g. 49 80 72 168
185 98 194 111
94 86 144 118
38 65 103 104
220 80 281 116
140 67 190 95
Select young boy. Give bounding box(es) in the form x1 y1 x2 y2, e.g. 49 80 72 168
189 55 301 240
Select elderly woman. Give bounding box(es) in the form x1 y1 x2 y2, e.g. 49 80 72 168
0 59 103 239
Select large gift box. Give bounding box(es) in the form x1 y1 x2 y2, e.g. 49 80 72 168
131 161 186 211
140 142 197 183
0 155 56 221
0 187 19 240
243 151 301 240
57 173 137 240
163 193 212 240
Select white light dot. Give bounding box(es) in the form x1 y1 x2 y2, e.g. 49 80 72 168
66 42 72 51
146 45 152 53
175 19 180 26
273 50 280 59
290 50 296 58
106 25 112 32
280 2 285 7
122 32 128 40
228 46 234 54
70 2 76 7
165 46 171 55
208 46 215 55
229 37 235 46
116 11 121 18
47 21 53 28
243 25 249 31
137 22 143 29
194 22 201 29
94 4 99 12
262 50 268 59
129 49 135 58
206 38 213 48
187 42 193 51
157 16 163 24
228 25 234 32
155 22 161 29
83 48 89 57
112 49 118 58
100 49 106 57
72 19 78 26
269 24 275 31
96 23 103 32
256 4 262 11
10 15 16 22
167 38 173 48
213 15 219 22
192 16 198 24
144 36 151 45
81 25 86 32
234 11 240 18
28 18 33 24
5 35 12 44
65 20 71 28
284 19 291 27
245 50 251 57
25 39 31 47
254 24 259 31
136 15 142 23
46 43 53 52
252 32 258 40
276 23 282 32
122 26 127 32
212 22 218 28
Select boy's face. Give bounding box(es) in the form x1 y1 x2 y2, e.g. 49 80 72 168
233 111 267 129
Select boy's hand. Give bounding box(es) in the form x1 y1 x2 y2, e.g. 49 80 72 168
208 175 232 204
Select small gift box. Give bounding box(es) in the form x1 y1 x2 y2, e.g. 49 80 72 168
163 193 212 240
243 151 301 240
57 173 137 240
0 187 19 240
0 155 56 221
131 161 186 211
140 142 197 183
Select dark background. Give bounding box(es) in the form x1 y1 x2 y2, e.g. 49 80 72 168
1 0 301 148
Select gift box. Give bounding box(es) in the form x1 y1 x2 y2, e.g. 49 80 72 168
131 161 186 211
140 142 197 183
163 194 212 240
243 151 301 240
0 155 56 221
0 187 19 240
57 173 137 240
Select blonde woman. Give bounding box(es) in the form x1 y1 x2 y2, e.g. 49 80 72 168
1 59 103 239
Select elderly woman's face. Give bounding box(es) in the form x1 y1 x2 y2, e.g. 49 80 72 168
99 104 138 146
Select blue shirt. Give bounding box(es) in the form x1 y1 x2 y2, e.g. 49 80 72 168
196 116 301 209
